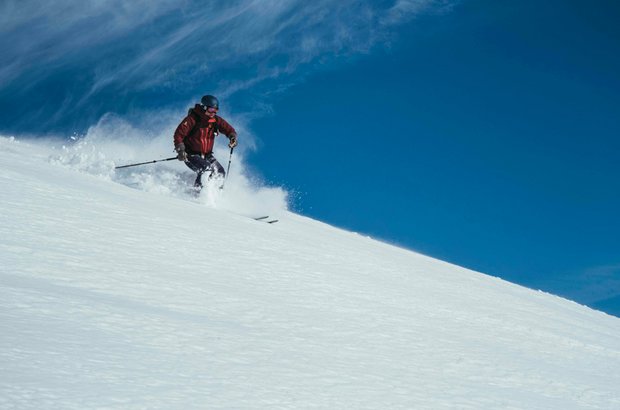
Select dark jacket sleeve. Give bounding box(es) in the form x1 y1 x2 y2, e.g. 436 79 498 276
216 116 237 139
173 115 196 146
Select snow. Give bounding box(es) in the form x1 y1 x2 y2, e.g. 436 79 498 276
1 135 619 409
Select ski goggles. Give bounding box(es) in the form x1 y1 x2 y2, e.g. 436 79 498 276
202 105 218 113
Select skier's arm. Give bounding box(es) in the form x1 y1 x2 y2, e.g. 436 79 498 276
173 115 195 161
173 115 196 146
216 117 238 147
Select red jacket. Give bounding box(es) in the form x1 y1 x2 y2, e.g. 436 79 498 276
173 104 237 155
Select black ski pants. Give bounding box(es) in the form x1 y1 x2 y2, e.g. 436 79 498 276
185 153 225 187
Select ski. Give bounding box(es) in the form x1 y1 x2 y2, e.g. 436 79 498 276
253 216 279 224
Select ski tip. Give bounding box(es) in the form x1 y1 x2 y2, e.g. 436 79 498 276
251 215 279 224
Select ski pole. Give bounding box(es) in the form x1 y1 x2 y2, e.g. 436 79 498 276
226 147 234 176
114 157 177 169
221 147 234 189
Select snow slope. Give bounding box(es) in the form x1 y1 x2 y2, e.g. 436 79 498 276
1 136 619 409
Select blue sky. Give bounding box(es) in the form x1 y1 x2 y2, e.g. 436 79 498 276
1 0 619 317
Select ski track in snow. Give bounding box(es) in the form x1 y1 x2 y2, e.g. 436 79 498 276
1 136 620 409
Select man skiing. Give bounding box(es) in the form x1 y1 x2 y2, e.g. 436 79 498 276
173 95 238 189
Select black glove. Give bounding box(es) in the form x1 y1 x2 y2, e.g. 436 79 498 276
175 143 187 161
228 134 238 149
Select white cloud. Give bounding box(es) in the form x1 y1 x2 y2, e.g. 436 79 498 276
542 263 620 306
382 0 459 25
1 0 455 99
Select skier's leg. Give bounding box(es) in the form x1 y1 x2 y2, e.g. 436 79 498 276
200 155 224 189
185 154 209 173
185 155 211 189
205 155 226 179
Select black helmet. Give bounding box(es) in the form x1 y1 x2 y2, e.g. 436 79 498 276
200 95 219 109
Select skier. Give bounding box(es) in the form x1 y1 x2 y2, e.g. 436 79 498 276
173 95 238 189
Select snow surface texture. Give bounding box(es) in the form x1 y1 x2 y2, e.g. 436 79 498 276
1 135 620 410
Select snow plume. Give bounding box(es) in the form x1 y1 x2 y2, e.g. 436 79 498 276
41 114 288 217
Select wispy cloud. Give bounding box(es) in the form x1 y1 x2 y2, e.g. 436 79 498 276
1 0 455 129
542 263 620 307
381 0 459 26
577 264 620 303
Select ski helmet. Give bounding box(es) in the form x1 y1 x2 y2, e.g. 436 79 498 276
201 95 219 109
